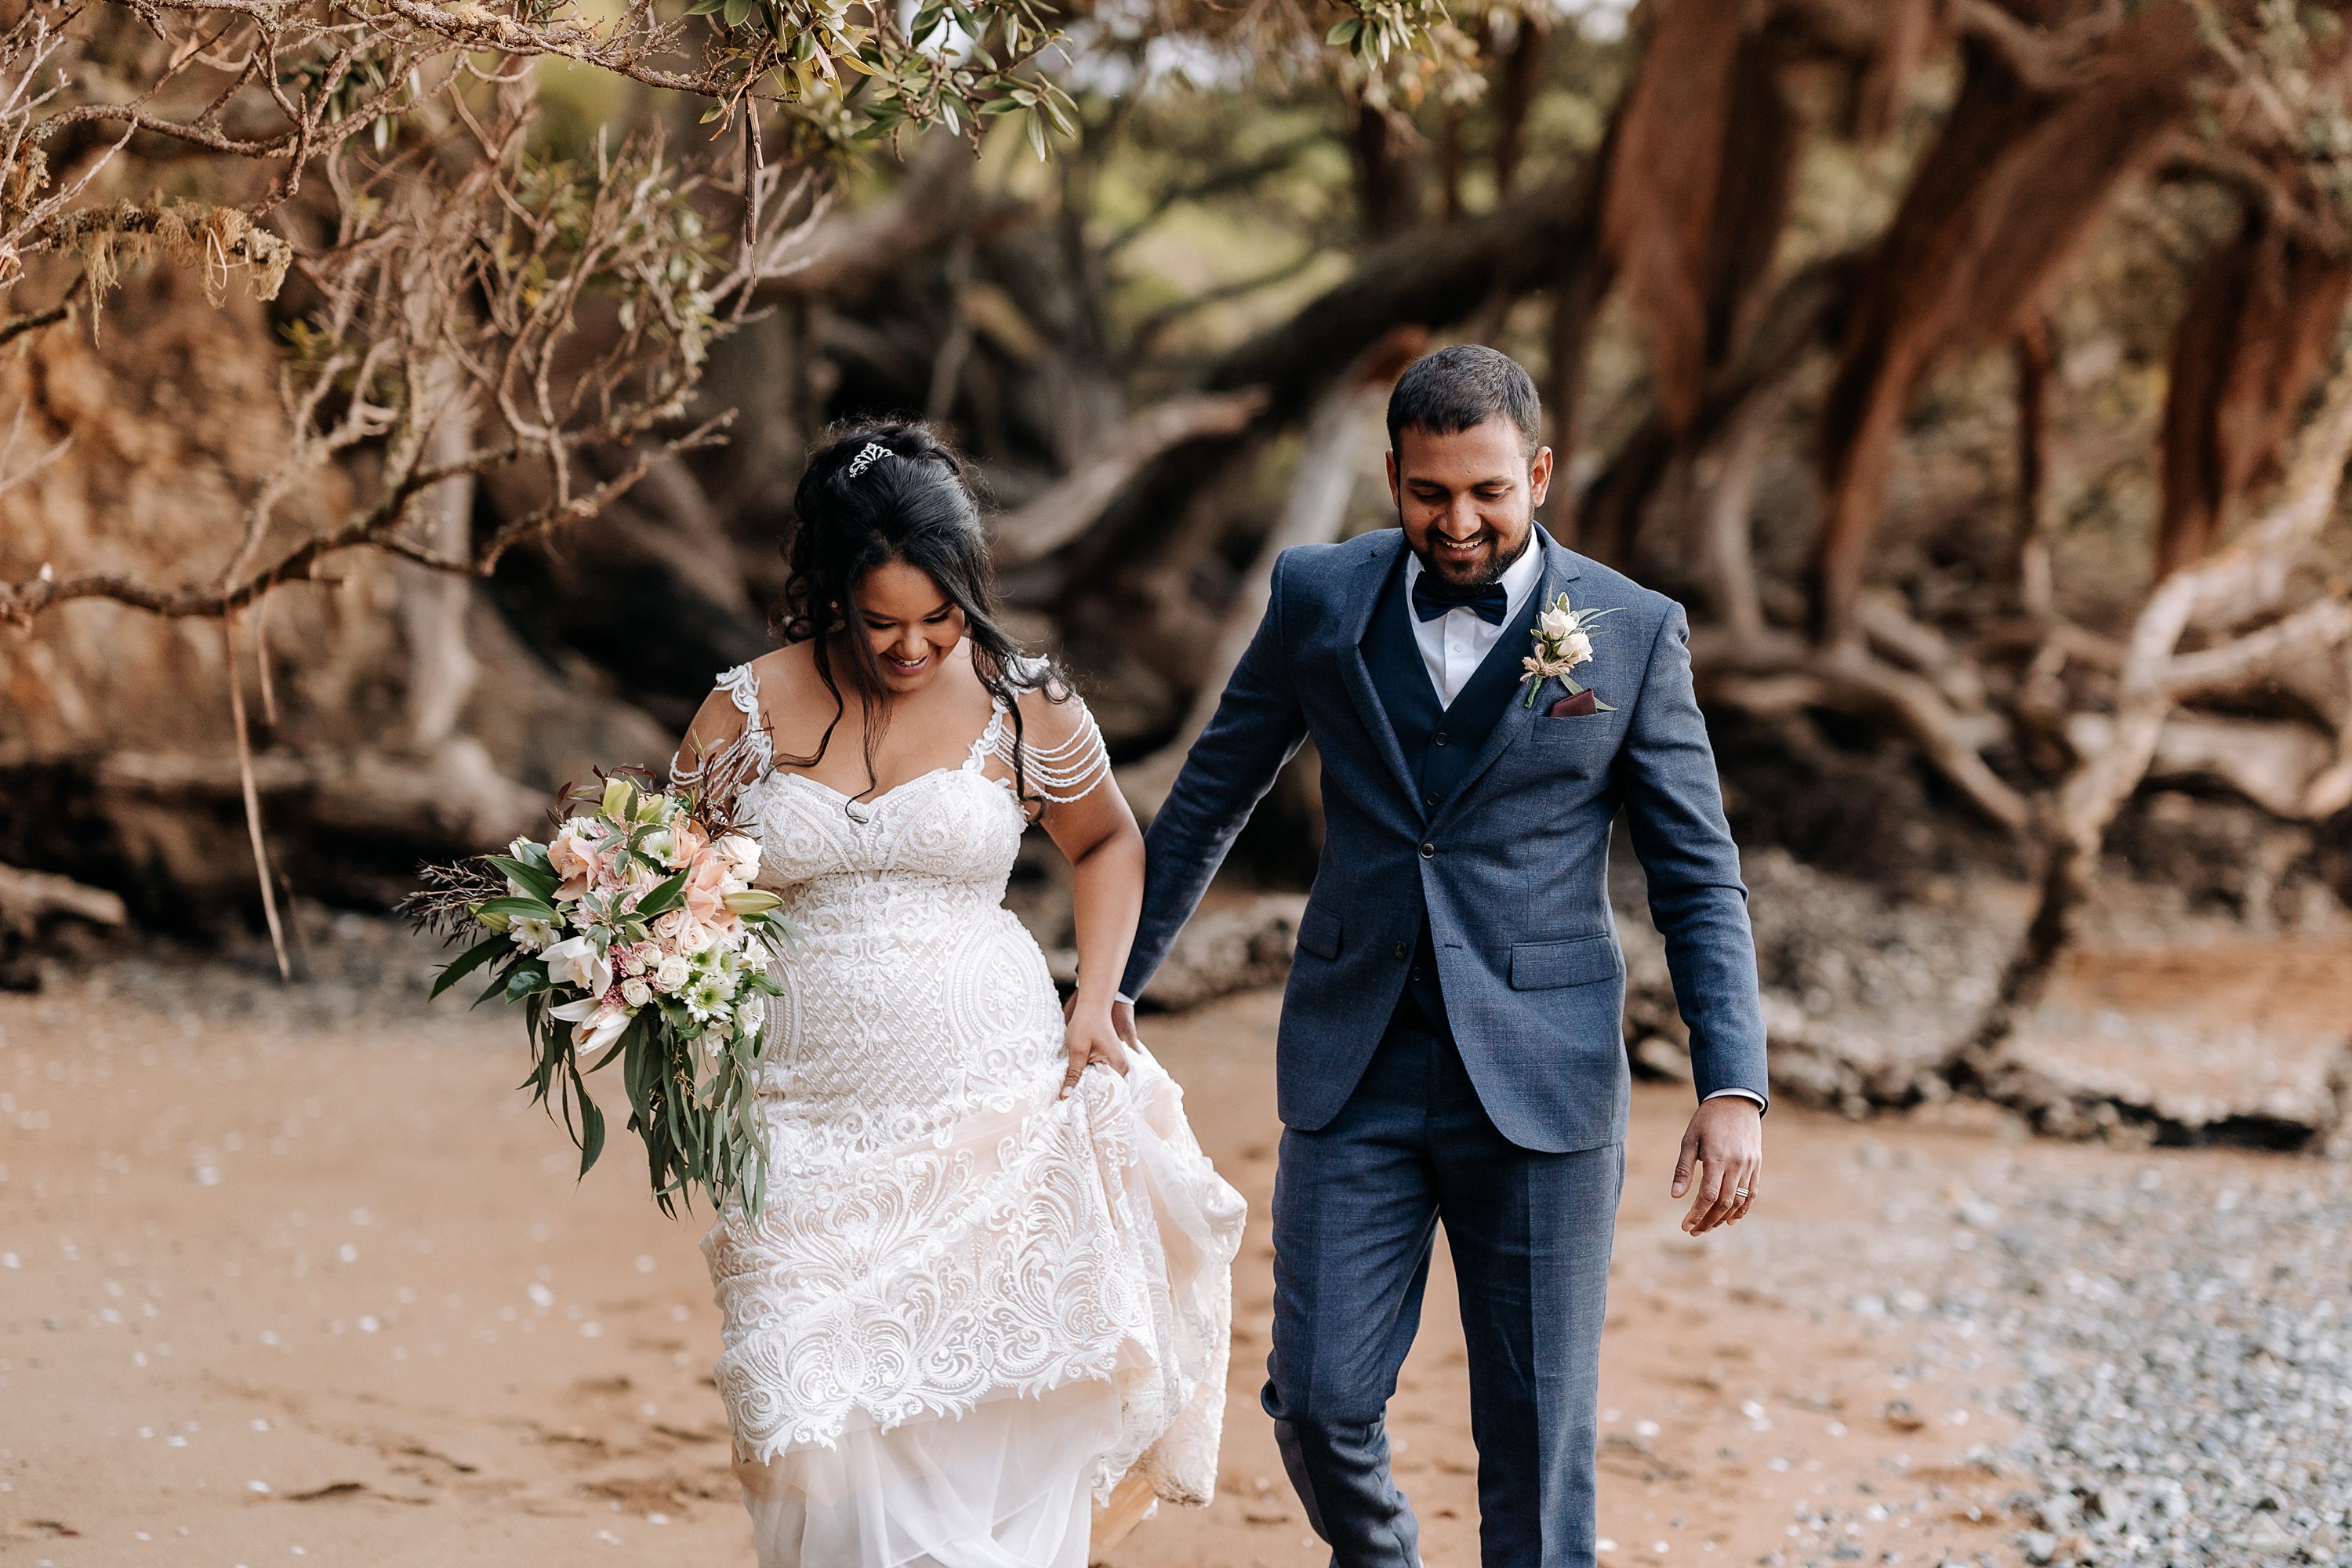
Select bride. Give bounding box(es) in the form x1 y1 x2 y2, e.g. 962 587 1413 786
670 421 1246 1568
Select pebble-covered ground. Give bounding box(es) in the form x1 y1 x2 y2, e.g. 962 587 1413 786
1723 1137 2352 1568
1979 1165 2352 1568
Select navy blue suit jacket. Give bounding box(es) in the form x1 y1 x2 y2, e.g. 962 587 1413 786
1120 529 1769 1152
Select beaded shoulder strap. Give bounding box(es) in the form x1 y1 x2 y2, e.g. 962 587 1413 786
970 663 1112 805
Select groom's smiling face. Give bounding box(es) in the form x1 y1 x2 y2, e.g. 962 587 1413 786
1387 416 1555 587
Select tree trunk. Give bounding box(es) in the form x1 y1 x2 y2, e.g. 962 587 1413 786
1812 3 2201 644
2012 315 2055 619
2156 207 2352 578
1493 13 1549 198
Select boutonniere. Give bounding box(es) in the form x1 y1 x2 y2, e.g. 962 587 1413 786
1520 592 1621 710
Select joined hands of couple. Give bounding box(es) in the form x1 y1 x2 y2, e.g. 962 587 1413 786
1079 999 1762 1236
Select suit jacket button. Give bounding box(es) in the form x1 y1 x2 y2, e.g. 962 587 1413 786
1433 731 1450 746
1393 942 1408 960
1425 791 1439 807
1420 841 1436 858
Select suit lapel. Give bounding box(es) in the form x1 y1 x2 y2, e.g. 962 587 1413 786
1429 533 1584 826
1338 536 1423 811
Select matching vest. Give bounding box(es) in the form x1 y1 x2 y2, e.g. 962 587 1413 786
1359 559 1546 1037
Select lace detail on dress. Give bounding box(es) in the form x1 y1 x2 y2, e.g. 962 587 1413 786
671 660 774 794
693 655 1243 1523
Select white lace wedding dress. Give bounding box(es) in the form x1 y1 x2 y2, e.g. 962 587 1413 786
677 661 1246 1568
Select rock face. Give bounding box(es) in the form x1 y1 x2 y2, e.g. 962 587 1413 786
1617 843 2023 1115
0 271 675 916
1976 940 2352 1152
1617 840 2352 1152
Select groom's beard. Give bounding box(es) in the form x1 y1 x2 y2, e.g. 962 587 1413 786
1407 514 1534 589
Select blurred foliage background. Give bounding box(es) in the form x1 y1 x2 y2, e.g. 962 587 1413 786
8 0 2352 1139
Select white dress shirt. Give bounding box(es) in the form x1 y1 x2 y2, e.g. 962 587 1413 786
1403 542 1548 708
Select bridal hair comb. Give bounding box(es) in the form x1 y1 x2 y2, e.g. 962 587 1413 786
844 441 895 479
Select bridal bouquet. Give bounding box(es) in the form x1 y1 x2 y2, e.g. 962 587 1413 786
408 770 787 1217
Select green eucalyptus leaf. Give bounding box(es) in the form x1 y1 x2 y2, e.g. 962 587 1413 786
503 960 551 1002
578 1091 606 1177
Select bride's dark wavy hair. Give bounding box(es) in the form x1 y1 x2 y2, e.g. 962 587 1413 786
777 419 1070 815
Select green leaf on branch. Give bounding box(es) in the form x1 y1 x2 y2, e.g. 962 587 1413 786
478 895 559 924
430 935 512 1000
633 867 690 919
487 856 559 902
503 960 551 1002
577 1089 606 1178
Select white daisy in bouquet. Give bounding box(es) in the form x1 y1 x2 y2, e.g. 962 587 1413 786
408 765 788 1217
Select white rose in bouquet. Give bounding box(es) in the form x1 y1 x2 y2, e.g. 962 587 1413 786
1558 630 1593 670
653 955 692 994
621 976 653 1009
713 833 762 881
1537 603 1577 644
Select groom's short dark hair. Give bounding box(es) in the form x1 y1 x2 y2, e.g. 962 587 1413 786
1387 345 1542 459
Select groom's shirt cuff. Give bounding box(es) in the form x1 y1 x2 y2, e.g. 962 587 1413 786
1704 1087 1766 1110
1114 990 1135 1007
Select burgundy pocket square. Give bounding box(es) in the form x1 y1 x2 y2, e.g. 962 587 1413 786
1546 689 1600 717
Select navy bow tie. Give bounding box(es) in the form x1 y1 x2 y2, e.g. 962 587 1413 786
1411 573 1508 625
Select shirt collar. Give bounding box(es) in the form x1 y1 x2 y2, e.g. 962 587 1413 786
1402 532 1548 620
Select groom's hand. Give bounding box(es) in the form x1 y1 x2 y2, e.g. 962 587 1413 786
1672 1097 1762 1235
1111 997 1139 1053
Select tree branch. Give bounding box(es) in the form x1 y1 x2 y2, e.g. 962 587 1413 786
990 390 1270 566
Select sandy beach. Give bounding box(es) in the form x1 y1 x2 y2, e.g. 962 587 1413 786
2 924 2344 1567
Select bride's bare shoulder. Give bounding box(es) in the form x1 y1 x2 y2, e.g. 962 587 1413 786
747 641 818 694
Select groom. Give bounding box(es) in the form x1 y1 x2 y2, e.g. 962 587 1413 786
1111 345 1768 1567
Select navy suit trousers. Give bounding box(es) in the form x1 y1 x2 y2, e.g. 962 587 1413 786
1263 1019 1625 1568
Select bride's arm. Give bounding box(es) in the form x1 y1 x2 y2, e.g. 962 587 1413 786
674 691 746 779
1021 691 1143 1096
